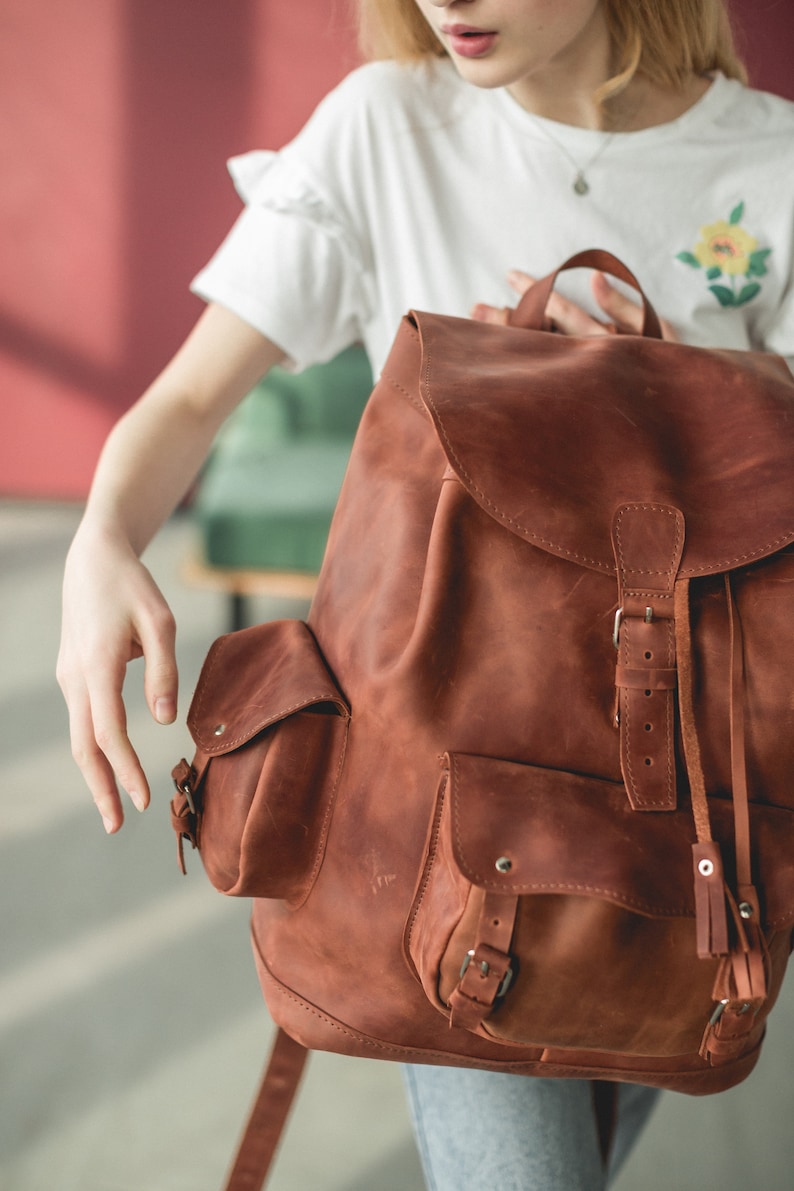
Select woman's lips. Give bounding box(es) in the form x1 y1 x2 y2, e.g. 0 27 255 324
442 25 498 58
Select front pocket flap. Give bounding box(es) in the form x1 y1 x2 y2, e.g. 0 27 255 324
446 752 794 924
188 619 348 754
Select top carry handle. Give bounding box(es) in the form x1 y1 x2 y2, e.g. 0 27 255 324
510 248 665 339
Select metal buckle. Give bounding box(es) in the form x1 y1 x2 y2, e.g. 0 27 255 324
613 606 654 651
459 949 514 998
179 778 196 815
709 998 752 1027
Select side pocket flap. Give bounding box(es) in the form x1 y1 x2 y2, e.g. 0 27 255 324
188 619 348 754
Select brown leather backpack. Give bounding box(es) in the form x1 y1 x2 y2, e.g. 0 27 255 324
171 251 794 1189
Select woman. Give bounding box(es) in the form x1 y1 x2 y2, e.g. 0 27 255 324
59 2 794 1186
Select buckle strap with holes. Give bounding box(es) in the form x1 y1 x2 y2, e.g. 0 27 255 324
611 504 685 811
447 891 518 1033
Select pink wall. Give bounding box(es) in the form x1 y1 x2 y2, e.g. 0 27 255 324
736 0 794 100
0 0 358 499
1 0 791 499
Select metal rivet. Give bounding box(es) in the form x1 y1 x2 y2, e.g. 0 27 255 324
739 902 754 919
495 856 512 874
213 724 226 736
698 859 714 877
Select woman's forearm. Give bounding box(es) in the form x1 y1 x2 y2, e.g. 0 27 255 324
80 302 286 554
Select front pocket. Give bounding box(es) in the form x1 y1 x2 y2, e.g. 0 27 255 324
171 619 349 904
405 752 794 1058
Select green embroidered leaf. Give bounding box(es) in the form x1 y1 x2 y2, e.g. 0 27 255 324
747 248 772 277
676 251 701 268
709 284 737 307
706 266 722 280
729 201 745 225
736 282 762 306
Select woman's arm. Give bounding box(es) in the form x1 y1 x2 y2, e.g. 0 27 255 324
57 302 286 834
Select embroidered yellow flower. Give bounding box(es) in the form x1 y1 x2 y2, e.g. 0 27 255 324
676 202 772 308
693 220 757 276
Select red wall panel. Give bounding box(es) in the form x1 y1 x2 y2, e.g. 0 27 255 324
0 0 790 499
0 0 358 499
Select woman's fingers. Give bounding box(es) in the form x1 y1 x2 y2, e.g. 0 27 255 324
67 684 130 833
59 640 151 830
592 272 679 341
88 661 151 816
58 540 180 831
138 589 178 727
591 271 644 334
473 269 677 341
76 686 138 833
510 269 616 336
469 302 510 325
473 270 614 336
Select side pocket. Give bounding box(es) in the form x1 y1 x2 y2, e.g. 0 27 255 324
171 619 349 905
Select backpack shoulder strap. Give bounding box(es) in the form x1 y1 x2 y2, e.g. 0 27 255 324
224 1028 309 1191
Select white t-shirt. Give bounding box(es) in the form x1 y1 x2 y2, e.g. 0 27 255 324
192 59 794 375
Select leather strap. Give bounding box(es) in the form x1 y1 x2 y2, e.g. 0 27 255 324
612 504 684 811
170 759 199 874
510 249 664 339
223 1028 309 1191
676 576 768 1062
718 578 767 1012
448 891 519 1032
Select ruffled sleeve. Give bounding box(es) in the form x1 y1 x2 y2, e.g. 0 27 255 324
191 147 373 371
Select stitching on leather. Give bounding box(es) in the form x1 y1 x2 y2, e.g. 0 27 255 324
262 962 472 1062
421 348 612 571
614 507 680 809
449 756 690 915
623 591 674 600
404 771 448 955
258 947 757 1080
421 347 794 571
680 530 794 575
194 692 347 751
455 876 690 919
420 350 794 573
380 368 427 414
614 504 683 582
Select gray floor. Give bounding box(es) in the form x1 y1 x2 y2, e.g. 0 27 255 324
2 499 793 1191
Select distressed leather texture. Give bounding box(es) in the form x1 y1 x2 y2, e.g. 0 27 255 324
173 251 794 1108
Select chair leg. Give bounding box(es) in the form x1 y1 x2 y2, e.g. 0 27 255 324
230 591 249 633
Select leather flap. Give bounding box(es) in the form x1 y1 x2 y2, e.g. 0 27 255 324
445 752 794 927
411 311 794 577
188 619 348 754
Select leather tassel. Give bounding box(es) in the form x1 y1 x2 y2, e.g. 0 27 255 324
724 886 768 1005
692 841 729 959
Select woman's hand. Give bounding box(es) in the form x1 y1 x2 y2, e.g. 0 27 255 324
57 523 178 834
56 304 286 834
471 269 677 340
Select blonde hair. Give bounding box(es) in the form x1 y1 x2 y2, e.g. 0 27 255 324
356 0 748 93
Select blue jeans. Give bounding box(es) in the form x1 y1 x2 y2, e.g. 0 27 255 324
402 1065 660 1191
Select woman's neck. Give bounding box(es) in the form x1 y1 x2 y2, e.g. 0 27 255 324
508 70 713 132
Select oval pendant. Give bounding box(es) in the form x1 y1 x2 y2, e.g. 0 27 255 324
573 173 589 196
